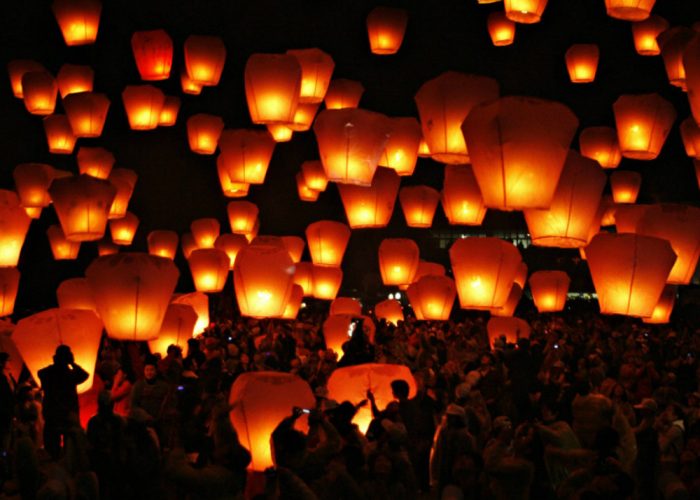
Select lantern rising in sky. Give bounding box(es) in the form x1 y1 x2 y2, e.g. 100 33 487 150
214 234 248 269
366 6 409 55
184 35 226 86
107 168 138 219
610 170 642 204
565 44 600 83
63 92 110 138
312 265 343 300
642 285 676 324
47 225 81 260
399 185 440 228
528 271 570 313
604 0 655 21
52 0 102 46
296 173 320 202
324 79 364 110
218 129 276 185
56 278 97 313
227 201 259 235
613 93 676 160
487 12 516 47
109 212 139 246
131 29 173 81
441 165 487 226
0 268 20 317
56 64 94 98
43 115 76 154
301 161 329 192
147 303 197 357
77 147 115 179
631 15 668 56
190 218 220 249
374 299 404 326
330 297 362 317
187 114 224 155
287 48 334 103
147 230 178 260
378 117 422 176
378 239 420 287
22 71 58 115
337 167 400 228
122 85 165 130
407 275 456 321
579 126 622 168
658 27 694 90
504 0 549 24
188 248 230 293
7 60 45 98
244 53 301 124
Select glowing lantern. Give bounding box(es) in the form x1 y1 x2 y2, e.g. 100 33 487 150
306 220 350 267
296 173 320 202
514 262 528 289
245 221 260 243
585 233 676 317
338 167 400 228
184 35 226 86
417 139 430 158
366 6 408 55
104 171 136 223
56 278 96 312
52 0 101 46
188 249 230 293
172 292 209 334
158 96 180 126
0 268 19 317
614 204 648 233
488 12 516 46
489 283 522 317
214 234 247 269
565 44 599 83
529 271 570 313
680 118 700 158
63 92 110 138
13 163 55 209
47 225 80 260
415 72 499 164
216 160 250 198
599 196 617 226
109 212 139 246
56 64 93 99
374 299 404 325
400 260 446 291
180 70 202 95
76 147 114 180
322 314 353 355
287 103 320 132
22 71 58 115
314 109 390 186
190 218 220 249
131 29 173 81
579 126 622 168
147 303 197 356
327 364 416 433
227 201 259 235
685 35 700 124
312 266 342 300
378 117 421 176
613 93 675 160
487 317 531 348
0 191 31 267
504 0 549 23
282 285 304 320
14 308 102 393
301 161 329 192
86 253 179 340
233 243 295 318
244 53 301 124
407 275 456 320
658 27 694 90
325 80 364 113
462 96 578 210
605 0 655 21
399 186 440 228
146 230 177 260
280 236 305 263
24 206 41 220
632 15 669 55
330 297 362 317
187 114 224 155
267 124 293 142
287 48 334 103
293 262 315 296
7 60 45 98
43 115 76 154
642 285 676 324
441 165 487 225
218 130 276 184
122 85 165 130
610 171 641 204
378 239 419 286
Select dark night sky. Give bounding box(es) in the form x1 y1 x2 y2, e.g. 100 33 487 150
1 0 699 315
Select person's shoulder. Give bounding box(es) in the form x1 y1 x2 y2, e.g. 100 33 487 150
37 365 53 378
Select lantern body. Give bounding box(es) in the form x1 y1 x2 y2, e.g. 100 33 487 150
324 79 364 110
489 283 522 317
227 201 259 235
374 299 404 325
281 285 304 320
287 48 334 103
514 262 528 289
190 218 220 249
680 117 700 158
109 212 139 245
610 171 642 204
49 175 116 242
441 165 487 226
330 297 362 317
487 12 515 46
632 15 669 55
63 92 110 138
7 60 45 98
56 278 97 312
658 27 694 89
218 130 276 184
579 126 622 168
180 70 203 95
312 266 342 300
52 0 101 46
77 147 114 179
281 236 305 263
378 117 421 176
415 72 499 164
107 169 137 220
43 115 76 154
22 71 58 115
147 304 197 356
293 262 315 296
47 225 80 259
463 96 578 210
97 241 118 256
301 161 329 192
56 64 93 98
147 230 178 259
529 271 570 312
184 35 226 86
13 163 56 209
187 114 224 155
487 317 531 348
0 268 19 317
314 109 391 186
296 173 320 202
338 168 400 228
188 248 230 293
234 244 295 318
215 234 247 269
614 204 648 233
642 285 676 324
0 191 31 267
504 0 548 23
122 85 165 130
399 186 440 228
585 233 676 317
685 35 700 125
407 275 456 320
565 44 600 83
172 292 210 334
323 315 353 355
217 162 250 199
605 0 655 21
158 96 180 126
613 94 676 160
399 261 446 291
131 29 173 81
268 124 294 143
378 239 420 286
244 54 301 124
366 6 408 55
306 221 351 267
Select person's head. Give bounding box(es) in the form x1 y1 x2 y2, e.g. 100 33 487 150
663 402 684 423
53 345 73 366
445 404 467 428
492 416 513 441
166 344 182 358
633 398 658 419
390 379 410 401
97 390 114 415
541 400 559 423
144 357 158 381
480 353 494 368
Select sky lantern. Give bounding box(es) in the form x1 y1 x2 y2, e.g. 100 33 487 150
306 220 350 267
514 262 528 289
585 233 676 317
378 117 422 176
614 204 648 233
217 162 250 198
599 195 617 226
407 275 456 320
52 0 101 46
56 278 97 313
43 115 76 154
86 253 179 340
441 165 487 226
330 297 362 317
293 262 315 296
22 71 58 115
13 163 55 209
0 191 31 267
56 64 93 98
327 364 416 433
281 236 305 263
296 173 320 202
489 283 522 317
158 96 180 126
415 72 499 164
463 96 578 210
122 85 165 130
281 284 304 320
180 70 203 95
7 60 45 98
487 317 531 348
184 35 226 86
187 114 224 155
47 225 80 260
374 299 404 325
0 268 19 317
188 248 230 293
680 117 700 158
487 12 516 46
337 167 400 228
97 240 118 256
229 372 314 471
147 230 178 260
107 168 137 219
636 204 700 284
227 201 259 235
301 161 329 192
524 151 606 248
322 314 354 355
417 138 431 157
109 212 139 246
565 44 600 83
579 126 622 168
529 270 570 313
312 265 343 300
324 79 364 110
450 237 522 310
610 170 642 204
400 260 446 291
233 243 295 318
172 292 209 334
642 285 676 324
215 234 248 269
244 53 301 124
658 27 694 90
287 48 334 103
13 308 102 393
218 129 276 184
613 93 676 160
147 303 197 357
314 109 391 186
244 221 260 243
190 218 220 249
63 92 110 138
131 29 173 81
604 0 655 21
267 124 293 142
378 238 420 286
366 6 409 55
287 102 321 132
632 15 669 55
76 147 114 180
399 185 440 228
686 35 700 124
504 0 549 23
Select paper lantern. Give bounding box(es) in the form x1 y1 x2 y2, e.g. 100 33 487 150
296 173 320 202
614 204 648 233
301 161 329 192
216 159 250 198
306 220 350 267
312 265 342 300
610 171 642 204
158 96 180 126
145 230 177 260
281 284 304 320
52 0 101 46
407 275 456 320
415 72 499 164
189 218 220 249
14 308 102 393
324 79 364 110
233 243 295 318
378 117 421 176
441 165 487 225
487 12 516 46
330 297 362 317
338 167 400 228
0 191 31 267
0 268 19 317
680 117 700 158
76 148 113 181
366 6 408 55
266 124 293 142
106 169 136 221
399 260 446 291
147 303 197 357
524 151 606 248
180 70 203 95
131 29 173 81
529 271 570 313
7 60 45 98
56 64 93 98
280 236 305 263
658 27 694 90
314 109 391 186
13 163 56 209
63 92 110 138
213 233 247 269
565 44 600 83
599 195 617 227
613 94 675 160
487 317 531 348
287 48 334 103
184 35 226 86
22 71 57 115
374 299 403 325
227 201 259 235
605 0 655 21
47 225 80 260
417 139 430 158
186 114 224 155
685 35 700 125
378 239 419 286
327 364 416 433
172 292 209 334
585 233 676 317
514 262 528 289
229 372 314 470
86 253 179 340
504 0 548 23
245 221 260 243
121 85 165 130
463 96 578 210
489 283 522 317
188 248 230 293
43 115 76 154
632 15 669 55
399 186 440 228
322 314 353 355
287 102 320 132
244 53 301 124
642 285 676 324
56 278 96 312
218 130 276 184
579 126 622 168
293 262 314 296
109 212 139 246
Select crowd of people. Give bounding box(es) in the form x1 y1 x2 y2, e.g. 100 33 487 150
0 300 699 500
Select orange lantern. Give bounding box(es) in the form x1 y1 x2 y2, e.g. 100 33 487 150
172 292 210 334
642 285 676 324
632 15 669 56
47 225 80 259
301 161 329 192
227 201 259 235
685 35 700 125
13 308 102 393
244 53 301 124
441 165 488 225
680 117 700 158
314 109 391 186
374 299 404 325
514 261 528 289
378 239 420 286
7 60 45 98
529 271 570 313
613 93 676 160
158 96 180 126
287 102 320 132
400 260 446 291
147 304 197 356
214 233 248 269
147 230 178 259
330 297 362 317
579 126 622 168
407 275 456 320
417 138 431 157
658 27 694 90
614 204 648 233
0 191 31 267
504 0 548 23
585 233 676 317
43 115 76 154
306 220 351 267
312 265 343 300
22 71 58 115
322 314 353 355
190 218 220 249
13 163 56 209
565 44 600 83
122 85 165 130
187 114 224 155
56 64 93 98
266 124 293 142
216 158 250 198
287 48 334 103
366 6 408 55
229 372 314 470
338 167 400 228
0 268 19 317
106 169 137 220
244 221 260 243
218 130 276 184
415 72 499 164
399 186 440 228
179 234 195 259
52 0 101 46
56 278 97 313
296 173 320 202
180 70 203 95
604 0 655 21
184 35 226 86
109 212 139 246
188 248 230 293
281 284 304 320
281 236 305 263
487 12 516 46
76 147 114 180
293 262 315 296
63 92 110 138
131 29 173 81
86 253 179 340
610 170 642 204
378 117 421 176
324 79 364 110
636 204 700 284
487 317 531 348
463 96 578 210
489 283 523 317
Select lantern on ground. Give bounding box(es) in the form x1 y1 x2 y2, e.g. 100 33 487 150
658 27 694 90
190 218 220 249
374 299 403 325
148 304 197 357
642 285 676 324
180 71 202 95
158 96 180 126
330 297 362 317
107 169 137 219
0 268 19 317
296 173 320 202
287 48 334 103
489 283 522 317
613 93 676 160
565 44 600 83
366 6 408 55
610 171 641 204
529 271 570 313
122 85 165 130
109 212 139 245
56 278 96 313
56 64 93 98
217 160 250 198
43 115 76 154
579 126 622 168
514 262 528 289
442 165 487 226
323 315 353 355
184 35 226 86
218 130 276 184
52 0 101 46
306 220 350 267
379 117 421 176
172 292 209 334
13 163 55 210
0 191 31 267
604 0 655 21
131 29 173 81
187 114 224 155
632 15 668 56
244 53 301 124
215 234 247 269
614 204 648 233
47 225 80 259
312 266 342 300
49 175 116 242
77 147 114 179
293 262 315 296
338 168 400 228
407 275 456 320
7 60 45 98
399 186 440 228
504 0 549 23
147 230 178 260
324 79 364 110
188 249 230 293
680 117 700 158
378 239 419 286
301 161 329 192
487 317 531 348
488 12 515 46
63 92 110 138
282 285 304 320
281 236 305 263
227 201 259 235
685 35 700 125
22 71 58 115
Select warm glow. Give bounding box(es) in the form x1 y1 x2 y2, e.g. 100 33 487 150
122 85 165 130
47 225 81 260
109 212 139 245
604 0 655 21
184 35 226 86
642 285 676 324
610 170 642 204
172 292 210 335
378 117 422 176
0 269 20 317
281 285 304 320
63 92 110 138
487 317 531 348
77 147 114 179
227 201 259 235
293 262 315 296
131 29 173 81
56 278 97 313
378 239 420 286
399 185 440 228
504 0 549 24
322 314 354 355
680 118 700 158
267 124 293 142
214 233 248 269
366 6 409 55
218 129 276 184
13 163 56 209
487 12 516 46
613 93 676 160
312 265 343 300
489 283 523 317
287 48 334 103
190 218 220 249
281 236 305 263
44 114 77 153
296 173 321 202
301 161 329 192
22 71 58 115
685 36 700 125
406 275 456 320
658 27 694 89
565 44 599 83
188 248 230 293
441 165 487 225
180 70 203 95
330 297 362 317
56 64 94 98
631 15 669 55
52 0 101 46
324 79 364 110
147 304 197 357
374 299 404 325
338 168 400 228
0 191 31 267
147 230 178 260
187 114 224 155
7 60 45 98
158 96 180 126
244 53 301 124
579 126 622 168
306 220 351 268
528 270 570 313
107 169 137 219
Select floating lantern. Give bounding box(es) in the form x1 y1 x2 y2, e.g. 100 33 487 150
658 27 694 90
528 271 570 313
287 102 320 132
604 0 655 21
147 230 178 259
685 35 700 124
22 71 58 115
337 167 400 228
504 0 548 23
109 212 139 245
190 218 220 249
565 44 600 83
293 262 314 296
417 139 430 158
322 314 353 355
184 35 226 86
378 238 420 286
399 186 440 228
642 285 676 324
632 15 669 55
43 115 76 154
579 126 622 168
216 160 250 198
306 220 350 267
107 169 137 219
13 163 55 209
441 165 487 226
7 60 45 98
52 0 101 46
400 260 446 291
158 96 180 126
281 284 304 320
77 147 114 180
614 204 648 233
374 299 404 325
407 275 456 320
514 262 528 289
324 79 364 110
330 297 362 317
287 48 334 103
296 173 320 202
378 117 421 176
97 240 118 256
131 29 173 81
187 114 224 155
489 283 522 317
245 221 260 243
56 64 93 98
613 93 675 160
599 195 617 226
266 124 293 142
122 85 165 130
227 201 259 235
148 304 197 356
218 129 276 184
47 225 80 259
214 233 248 269
0 191 31 267
680 117 700 158
487 12 516 46
188 248 230 293
0 268 19 317
49 175 116 242
244 53 301 124
312 265 342 300
281 236 305 263
301 161 329 192
63 92 110 138
487 316 531 348
610 170 642 204
56 278 96 313
180 70 202 95
172 292 209 334
366 6 409 55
